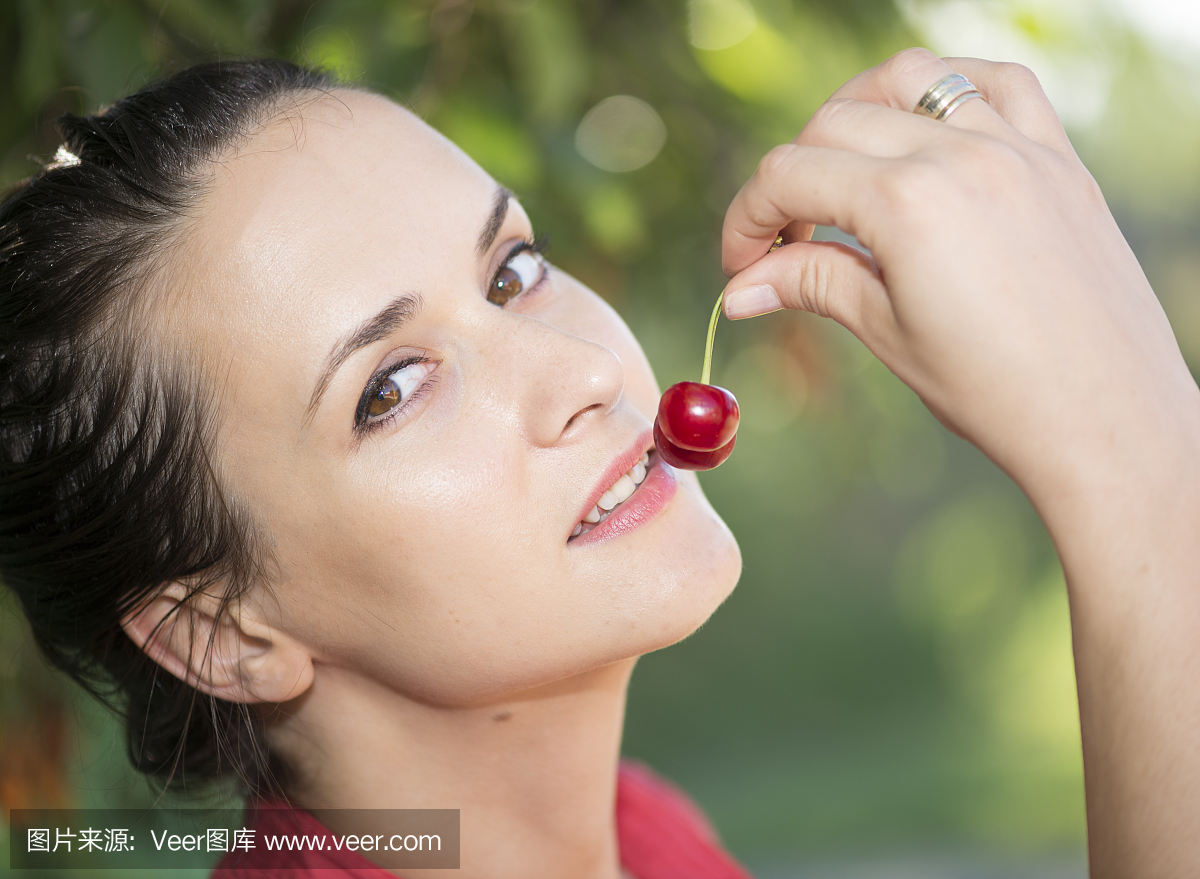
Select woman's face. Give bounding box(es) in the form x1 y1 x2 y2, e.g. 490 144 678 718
170 90 741 706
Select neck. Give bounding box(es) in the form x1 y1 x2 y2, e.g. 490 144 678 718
269 658 637 879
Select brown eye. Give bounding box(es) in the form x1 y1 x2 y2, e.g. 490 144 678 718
488 250 543 306
357 360 437 429
367 379 402 417
489 266 524 306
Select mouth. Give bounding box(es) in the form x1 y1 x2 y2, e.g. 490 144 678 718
570 448 652 540
567 428 679 547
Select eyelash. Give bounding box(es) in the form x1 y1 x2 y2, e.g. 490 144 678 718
353 236 549 436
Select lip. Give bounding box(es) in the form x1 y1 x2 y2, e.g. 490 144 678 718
568 429 678 548
575 429 654 524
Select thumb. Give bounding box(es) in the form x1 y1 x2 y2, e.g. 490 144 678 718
721 240 887 335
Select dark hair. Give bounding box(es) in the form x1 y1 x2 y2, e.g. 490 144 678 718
0 59 338 796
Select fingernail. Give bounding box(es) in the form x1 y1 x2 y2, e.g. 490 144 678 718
724 284 781 320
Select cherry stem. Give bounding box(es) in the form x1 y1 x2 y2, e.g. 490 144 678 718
701 293 723 386
698 236 781 386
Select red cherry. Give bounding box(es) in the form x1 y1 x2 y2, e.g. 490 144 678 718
656 382 740 451
654 420 737 471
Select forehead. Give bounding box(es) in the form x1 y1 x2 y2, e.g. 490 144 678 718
173 89 495 360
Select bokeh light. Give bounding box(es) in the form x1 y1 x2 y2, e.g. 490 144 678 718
575 95 668 172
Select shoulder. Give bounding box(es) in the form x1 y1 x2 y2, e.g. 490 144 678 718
616 759 755 879
211 800 392 878
212 766 755 879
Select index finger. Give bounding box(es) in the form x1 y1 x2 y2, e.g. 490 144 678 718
720 144 883 276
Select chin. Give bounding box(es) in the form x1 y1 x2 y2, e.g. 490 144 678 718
631 492 743 656
671 545 742 648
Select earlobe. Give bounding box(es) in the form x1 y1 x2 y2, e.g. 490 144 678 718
120 584 314 705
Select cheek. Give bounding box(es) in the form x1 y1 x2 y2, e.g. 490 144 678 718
263 429 591 702
279 432 512 604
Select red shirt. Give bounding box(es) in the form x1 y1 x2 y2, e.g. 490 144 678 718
214 760 753 878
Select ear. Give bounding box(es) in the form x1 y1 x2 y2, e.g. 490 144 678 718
121 584 314 704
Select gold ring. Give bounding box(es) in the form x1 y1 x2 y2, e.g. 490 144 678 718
914 73 983 121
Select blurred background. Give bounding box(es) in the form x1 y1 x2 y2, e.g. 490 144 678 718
2 0 1199 876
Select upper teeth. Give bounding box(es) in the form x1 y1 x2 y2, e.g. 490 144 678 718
572 452 651 538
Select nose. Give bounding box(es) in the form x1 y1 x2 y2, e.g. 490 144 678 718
487 313 625 447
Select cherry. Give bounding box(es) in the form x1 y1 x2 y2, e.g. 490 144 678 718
656 382 739 451
654 419 737 470
651 290 743 471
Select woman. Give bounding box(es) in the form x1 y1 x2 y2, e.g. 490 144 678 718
1 59 744 878
0 49 1196 878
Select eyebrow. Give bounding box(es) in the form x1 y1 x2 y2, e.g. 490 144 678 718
304 185 514 423
477 186 513 258
305 293 424 423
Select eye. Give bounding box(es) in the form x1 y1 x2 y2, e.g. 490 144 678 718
357 358 437 429
488 246 545 306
